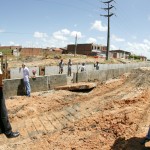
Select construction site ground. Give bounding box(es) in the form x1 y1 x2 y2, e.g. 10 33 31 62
1 67 150 150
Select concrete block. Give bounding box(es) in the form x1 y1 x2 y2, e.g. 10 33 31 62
29 76 48 92
3 79 24 98
3 76 48 98
75 72 88 82
47 74 67 89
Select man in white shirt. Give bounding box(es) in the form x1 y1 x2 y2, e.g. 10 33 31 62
81 63 86 72
0 69 20 138
22 63 31 97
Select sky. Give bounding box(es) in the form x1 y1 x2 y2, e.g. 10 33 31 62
0 0 150 58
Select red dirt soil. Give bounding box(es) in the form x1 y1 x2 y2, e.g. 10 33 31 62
1 67 150 150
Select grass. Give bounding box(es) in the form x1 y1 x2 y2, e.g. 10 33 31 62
0 49 12 55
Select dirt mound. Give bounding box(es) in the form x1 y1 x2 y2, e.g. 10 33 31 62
126 67 150 87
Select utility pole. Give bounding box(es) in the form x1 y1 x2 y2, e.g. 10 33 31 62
101 0 115 60
74 34 77 57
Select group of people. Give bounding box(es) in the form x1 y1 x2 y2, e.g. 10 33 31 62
58 59 72 76
58 59 100 75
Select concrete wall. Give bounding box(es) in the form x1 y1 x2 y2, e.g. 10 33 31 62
72 66 134 83
10 62 150 79
4 62 150 98
3 74 67 99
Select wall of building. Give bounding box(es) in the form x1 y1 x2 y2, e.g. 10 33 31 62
20 48 43 56
67 44 92 55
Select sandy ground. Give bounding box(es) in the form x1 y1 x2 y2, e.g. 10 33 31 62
7 55 121 68
1 67 150 149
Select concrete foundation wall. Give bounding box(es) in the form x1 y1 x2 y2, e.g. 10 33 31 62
72 67 134 83
47 74 67 89
10 62 150 79
3 74 67 99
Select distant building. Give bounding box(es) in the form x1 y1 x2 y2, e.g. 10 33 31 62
67 43 107 56
0 46 22 55
12 49 20 56
109 50 131 59
20 48 43 56
0 46 22 50
139 56 147 61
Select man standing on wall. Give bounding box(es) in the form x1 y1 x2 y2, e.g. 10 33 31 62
67 59 72 76
59 59 64 74
22 63 31 97
94 61 99 70
0 69 20 138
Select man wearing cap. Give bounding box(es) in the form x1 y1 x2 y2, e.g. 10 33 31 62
22 63 31 97
0 69 20 138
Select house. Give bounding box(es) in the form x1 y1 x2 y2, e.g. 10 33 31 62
12 49 20 56
67 43 107 56
0 46 22 55
139 56 147 61
109 50 131 59
20 48 43 56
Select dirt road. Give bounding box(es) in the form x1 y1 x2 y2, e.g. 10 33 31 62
1 68 150 149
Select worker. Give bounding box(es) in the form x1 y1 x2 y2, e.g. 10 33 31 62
58 59 64 74
22 63 31 97
0 69 20 138
94 61 99 70
67 59 72 76
81 63 86 72
141 126 150 145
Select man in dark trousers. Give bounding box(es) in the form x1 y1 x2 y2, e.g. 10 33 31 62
0 69 20 138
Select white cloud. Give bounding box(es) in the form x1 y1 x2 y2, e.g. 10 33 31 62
52 29 83 41
86 37 97 43
91 20 107 32
110 44 118 50
126 40 150 57
112 34 125 42
61 29 70 35
34 32 48 38
70 31 83 38
53 31 68 41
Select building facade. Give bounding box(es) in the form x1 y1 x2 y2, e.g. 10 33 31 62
109 50 131 59
67 43 107 56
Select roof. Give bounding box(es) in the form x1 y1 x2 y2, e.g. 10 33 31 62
109 50 131 54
